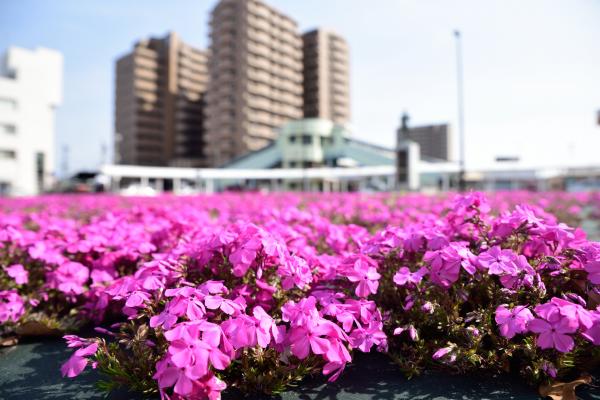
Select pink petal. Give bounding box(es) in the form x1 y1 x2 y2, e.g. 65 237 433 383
552 333 574 353
220 301 235 315
528 318 550 333
536 332 554 349
174 374 193 395
494 306 511 324
170 348 192 367
291 336 310 359
310 336 331 355
157 367 179 388
74 343 98 357
209 349 230 370
204 295 222 310
61 355 88 378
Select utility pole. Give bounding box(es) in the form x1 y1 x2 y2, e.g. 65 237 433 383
100 142 107 167
454 30 466 191
61 145 69 178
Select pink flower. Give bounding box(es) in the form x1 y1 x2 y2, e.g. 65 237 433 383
495 305 534 339
154 357 203 396
5 264 28 285
584 260 600 284
200 373 228 400
404 232 425 252
168 338 209 373
348 322 387 352
528 317 577 353
432 346 453 360
421 302 434 314
424 247 461 288
288 323 332 359
548 298 594 330
60 355 88 378
393 266 426 286
282 297 319 327
166 325 230 382
61 342 98 378
173 371 228 400
10 191 600 394
125 290 151 308
54 261 89 295
323 361 347 382
229 236 261 277
453 192 490 213
204 295 244 316
150 311 178 330
90 269 114 285
75 342 98 357
164 288 206 321
498 255 536 289
253 306 282 347
346 256 380 298
220 315 257 349
466 326 480 337
477 246 518 275
163 321 196 339
581 315 600 345
542 361 558 378
198 280 228 296
279 255 313 290
0 290 25 323
407 326 418 341
64 335 87 348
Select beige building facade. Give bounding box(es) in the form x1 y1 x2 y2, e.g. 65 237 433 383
115 32 208 167
302 29 350 125
204 0 304 166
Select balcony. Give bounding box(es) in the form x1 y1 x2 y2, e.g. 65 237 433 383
247 82 272 98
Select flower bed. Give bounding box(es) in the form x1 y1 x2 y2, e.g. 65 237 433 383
1 192 599 399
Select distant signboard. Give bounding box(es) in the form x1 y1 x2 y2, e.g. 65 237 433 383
495 156 520 163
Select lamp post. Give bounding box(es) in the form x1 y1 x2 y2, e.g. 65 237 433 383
454 30 466 191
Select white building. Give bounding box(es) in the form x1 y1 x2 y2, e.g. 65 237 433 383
100 119 399 194
0 46 63 196
225 118 396 191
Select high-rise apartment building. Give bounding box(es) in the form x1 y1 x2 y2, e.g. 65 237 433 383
115 32 209 167
204 0 303 166
302 29 350 125
0 46 62 196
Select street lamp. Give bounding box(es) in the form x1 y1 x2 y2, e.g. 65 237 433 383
454 30 466 191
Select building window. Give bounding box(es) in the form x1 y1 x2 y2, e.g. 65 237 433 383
0 182 11 196
301 134 312 145
0 98 17 111
288 135 296 143
36 152 45 193
0 149 16 159
0 124 17 134
321 136 333 147
397 149 408 184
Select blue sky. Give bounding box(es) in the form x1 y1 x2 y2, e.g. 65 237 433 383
1 0 599 174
